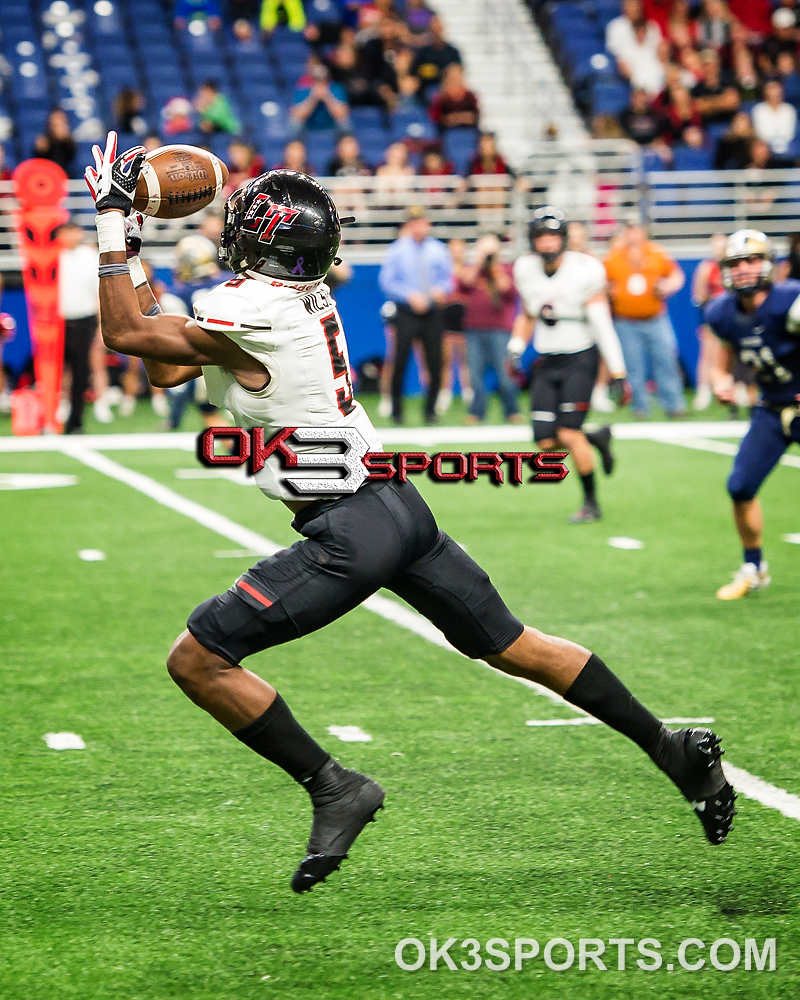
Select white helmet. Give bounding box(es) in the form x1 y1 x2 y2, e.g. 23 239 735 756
720 229 774 294
174 235 219 284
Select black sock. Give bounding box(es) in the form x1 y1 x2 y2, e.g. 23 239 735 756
580 471 596 503
234 694 330 784
564 653 663 754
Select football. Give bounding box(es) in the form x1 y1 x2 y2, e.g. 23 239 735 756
132 144 228 220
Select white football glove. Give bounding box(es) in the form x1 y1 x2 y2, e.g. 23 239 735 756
84 131 146 214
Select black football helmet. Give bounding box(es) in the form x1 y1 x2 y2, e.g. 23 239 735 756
529 205 567 262
219 169 342 281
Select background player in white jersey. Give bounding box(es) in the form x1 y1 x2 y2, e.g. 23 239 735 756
84 134 735 895
508 207 631 523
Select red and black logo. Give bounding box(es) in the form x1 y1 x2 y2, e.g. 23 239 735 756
242 194 300 244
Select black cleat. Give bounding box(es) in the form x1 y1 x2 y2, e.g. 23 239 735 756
650 727 737 845
291 758 385 894
568 500 602 523
585 425 615 475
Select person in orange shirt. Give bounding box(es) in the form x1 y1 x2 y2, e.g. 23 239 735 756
605 219 687 417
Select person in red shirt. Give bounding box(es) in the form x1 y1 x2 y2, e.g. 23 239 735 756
728 0 772 37
455 234 520 423
467 131 513 176
223 140 265 197
428 63 479 131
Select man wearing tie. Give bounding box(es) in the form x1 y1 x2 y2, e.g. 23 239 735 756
379 206 454 424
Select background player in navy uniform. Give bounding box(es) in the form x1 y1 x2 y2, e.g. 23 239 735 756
706 229 800 599
85 132 736 895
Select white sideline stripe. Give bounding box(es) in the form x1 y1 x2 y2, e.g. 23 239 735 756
723 765 800 822
0 421 752 454
58 446 800 824
0 431 198 453
526 716 716 728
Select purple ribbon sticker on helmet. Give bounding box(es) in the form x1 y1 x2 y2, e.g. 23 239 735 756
291 257 305 275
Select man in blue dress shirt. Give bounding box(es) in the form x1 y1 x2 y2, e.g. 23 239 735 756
379 206 454 424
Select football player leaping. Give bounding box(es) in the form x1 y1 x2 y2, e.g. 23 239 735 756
85 134 735 894
706 230 800 599
508 207 631 523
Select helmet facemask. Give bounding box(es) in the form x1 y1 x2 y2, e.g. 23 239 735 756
529 206 568 264
720 230 774 296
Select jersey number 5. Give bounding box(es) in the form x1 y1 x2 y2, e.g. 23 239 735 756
321 312 355 415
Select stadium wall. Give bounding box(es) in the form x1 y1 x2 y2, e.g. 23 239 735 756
1 262 705 393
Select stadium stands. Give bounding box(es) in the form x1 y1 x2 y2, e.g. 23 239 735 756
0 0 486 178
530 0 800 173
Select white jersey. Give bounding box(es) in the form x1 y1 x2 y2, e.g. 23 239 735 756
513 251 625 372
194 274 381 502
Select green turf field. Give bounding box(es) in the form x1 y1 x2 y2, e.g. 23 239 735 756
1 415 799 998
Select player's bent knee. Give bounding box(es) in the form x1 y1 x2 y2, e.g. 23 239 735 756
535 436 557 449
727 472 757 503
166 630 226 690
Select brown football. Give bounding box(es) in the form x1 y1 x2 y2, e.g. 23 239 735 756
132 144 228 219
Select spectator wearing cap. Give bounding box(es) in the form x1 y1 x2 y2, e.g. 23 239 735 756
752 78 797 155
604 219 686 419
379 207 454 424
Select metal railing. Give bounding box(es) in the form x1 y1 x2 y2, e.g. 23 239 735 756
2 151 800 268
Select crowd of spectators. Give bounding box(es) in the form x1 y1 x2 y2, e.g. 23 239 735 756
598 0 800 168
9 0 506 185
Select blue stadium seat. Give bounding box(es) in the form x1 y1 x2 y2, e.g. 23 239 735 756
704 121 729 145
673 146 713 171
443 127 478 174
642 150 670 172
350 106 384 127
304 130 337 165
592 80 629 115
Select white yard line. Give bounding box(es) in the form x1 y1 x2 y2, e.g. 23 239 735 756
526 716 716 728
724 765 800 822
651 435 800 470
50 442 800 824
